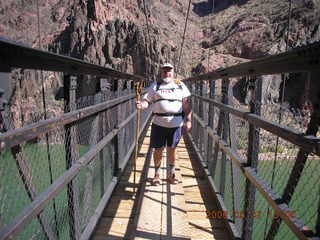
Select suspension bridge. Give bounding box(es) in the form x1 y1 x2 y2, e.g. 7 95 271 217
1 1 320 238
0 34 320 240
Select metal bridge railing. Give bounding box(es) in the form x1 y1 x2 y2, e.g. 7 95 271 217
0 39 151 240
184 42 320 240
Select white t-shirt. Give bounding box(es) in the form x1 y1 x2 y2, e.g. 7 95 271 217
143 81 191 128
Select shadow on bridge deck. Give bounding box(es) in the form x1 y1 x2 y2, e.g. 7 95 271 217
91 128 232 240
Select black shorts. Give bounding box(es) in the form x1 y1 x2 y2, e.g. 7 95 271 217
150 124 182 148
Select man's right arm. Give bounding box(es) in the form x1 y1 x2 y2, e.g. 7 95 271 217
136 83 156 109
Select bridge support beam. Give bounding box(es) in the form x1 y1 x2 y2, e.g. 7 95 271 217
64 75 81 240
242 77 262 240
199 80 204 161
206 80 215 165
219 78 230 197
227 80 242 232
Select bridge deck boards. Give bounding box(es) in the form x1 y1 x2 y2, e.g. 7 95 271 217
178 138 230 240
91 129 231 240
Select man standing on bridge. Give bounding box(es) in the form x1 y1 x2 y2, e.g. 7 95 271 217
136 63 192 185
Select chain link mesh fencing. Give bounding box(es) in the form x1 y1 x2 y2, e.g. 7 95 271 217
187 75 319 239
0 73 151 239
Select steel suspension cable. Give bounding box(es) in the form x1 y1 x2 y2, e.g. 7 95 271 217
271 0 293 200
177 0 192 75
263 0 293 238
131 0 152 193
207 0 214 72
142 0 152 78
36 0 59 237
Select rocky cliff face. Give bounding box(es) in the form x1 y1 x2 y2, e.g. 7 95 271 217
0 0 202 127
197 0 320 108
1 0 320 127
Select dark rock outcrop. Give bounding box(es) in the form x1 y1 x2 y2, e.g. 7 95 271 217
198 0 320 109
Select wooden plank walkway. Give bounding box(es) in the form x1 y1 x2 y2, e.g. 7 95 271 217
91 128 231 240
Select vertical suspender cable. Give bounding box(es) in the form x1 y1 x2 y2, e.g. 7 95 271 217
177 0 192 75
207 0 214 72
132 0 152 193
36 0 59 237
142 0 152 79
263 0 292 238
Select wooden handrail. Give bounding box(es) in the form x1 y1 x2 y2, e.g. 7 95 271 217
193 94 320 156
184 41 320 82
0 37 145 81
0 90 146 150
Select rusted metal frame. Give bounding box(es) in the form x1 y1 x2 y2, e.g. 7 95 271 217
0 90 146 150
206 80 215 165
193 94 320 155
228 81 242 232
219 78 230 197
185 132 241 239
0 109 138 239
266 110 320 239
242 77 262 240
0 38 145 81
64 75 81 240
183 42 320 83
192 112 317 240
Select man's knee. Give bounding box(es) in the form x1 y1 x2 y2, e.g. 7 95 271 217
167 147 176 154
154 147 164 159
154 147 164 153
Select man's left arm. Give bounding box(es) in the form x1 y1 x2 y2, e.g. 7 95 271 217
182 97 192 133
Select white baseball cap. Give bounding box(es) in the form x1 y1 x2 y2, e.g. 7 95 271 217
161 63 174 69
